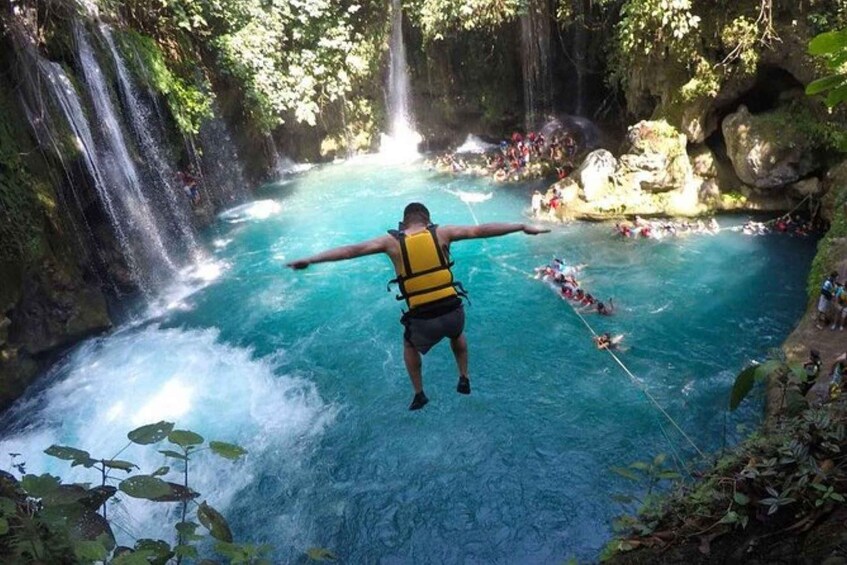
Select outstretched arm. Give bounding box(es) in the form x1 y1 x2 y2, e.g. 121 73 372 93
441 223 549 243
286 235 390 269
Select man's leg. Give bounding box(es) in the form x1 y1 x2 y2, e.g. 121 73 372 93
451 333 471 394
403 340 424 393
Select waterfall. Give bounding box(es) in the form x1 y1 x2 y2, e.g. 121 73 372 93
194 104 248 208
22 53 144 288
101 26 202 261
379 0 421 159
75 23 179 296
520 0 554 129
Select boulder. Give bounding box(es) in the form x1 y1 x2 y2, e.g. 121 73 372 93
574 149 616 202
618 120 692 193
722 105 821 189
788 177 823 198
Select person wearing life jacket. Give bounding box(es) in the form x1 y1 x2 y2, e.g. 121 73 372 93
286 202 549 410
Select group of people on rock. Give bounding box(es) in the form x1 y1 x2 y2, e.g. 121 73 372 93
739 214 825 237
487 130 577 182
816 271 847 331
531 187 568 218
614 217 720 239
534 258 622 350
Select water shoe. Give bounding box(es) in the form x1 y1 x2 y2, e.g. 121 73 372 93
409 392 429 411
457 376 471 395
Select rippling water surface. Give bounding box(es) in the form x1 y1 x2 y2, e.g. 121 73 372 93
0 161 817 562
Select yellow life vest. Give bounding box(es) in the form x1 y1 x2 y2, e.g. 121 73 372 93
388 225 463 310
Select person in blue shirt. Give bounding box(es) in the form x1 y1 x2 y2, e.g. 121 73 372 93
817 272 839 329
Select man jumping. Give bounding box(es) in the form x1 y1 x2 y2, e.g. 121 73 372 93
286 202 549 410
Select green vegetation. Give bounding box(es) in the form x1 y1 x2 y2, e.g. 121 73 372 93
604 351 845 560
0 421 336 563
116 30 212 136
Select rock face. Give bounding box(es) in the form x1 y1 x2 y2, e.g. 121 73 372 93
574 149 616 202
0 255 111 409
618 120 692 193
722 105 820 189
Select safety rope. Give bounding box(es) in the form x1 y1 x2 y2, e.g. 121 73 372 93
460 195 706 460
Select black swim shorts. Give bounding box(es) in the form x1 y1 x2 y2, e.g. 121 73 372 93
401 300 465 355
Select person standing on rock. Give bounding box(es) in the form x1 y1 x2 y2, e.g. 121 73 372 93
817 272 838 330
286 203 549 411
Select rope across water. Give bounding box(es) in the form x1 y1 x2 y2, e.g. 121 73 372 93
461 196 706 461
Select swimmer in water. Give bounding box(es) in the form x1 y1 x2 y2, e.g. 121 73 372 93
594 333 623 350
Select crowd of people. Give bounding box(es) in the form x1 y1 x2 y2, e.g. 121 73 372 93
530 186 571 219
534 258 622 349
613 217 720 239
736 214 826 237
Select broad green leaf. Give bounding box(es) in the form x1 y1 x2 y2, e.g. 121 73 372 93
134 538 172 559
806 76 844 96
168 430 204 448
658 471 681 480
41 484 87 506
809 30 847 56
112 549 158 565
733 492 750 506
629 461 650 471
175 544 199 558
44 445 93 467
176 521 204 542
74 540 108 561
128 421 174 445
730 365 758 411
652 453 667 467
119 476 173 500
718 510 739 524
0 517 8 535
159 450 188 460
152 466 170 477
826 84 847 108
103 459 138 472
307 547 338 561
209 441 247 460
21 474 61 497
610 466 639 481
198 501 233 542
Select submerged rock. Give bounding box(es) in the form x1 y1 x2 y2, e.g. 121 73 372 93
722 105 821 189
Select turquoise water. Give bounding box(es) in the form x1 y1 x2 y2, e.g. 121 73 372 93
0 161 816 562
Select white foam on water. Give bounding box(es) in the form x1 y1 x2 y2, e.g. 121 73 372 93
444 188 493 204
213 238 233 249
378 123 422 164
145 259 229 317
455 134 498 154
219 200 283 223
0 325 336 546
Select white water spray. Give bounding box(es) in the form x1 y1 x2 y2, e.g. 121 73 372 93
379 0 421 160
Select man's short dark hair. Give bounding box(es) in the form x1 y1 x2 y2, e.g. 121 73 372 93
403 203 431 225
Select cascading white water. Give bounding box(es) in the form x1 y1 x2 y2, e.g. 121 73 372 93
102 25 202 262
520 0 554 129
25 54 145 288
75 23 179 294
195 103 249 206
379 0 421 160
